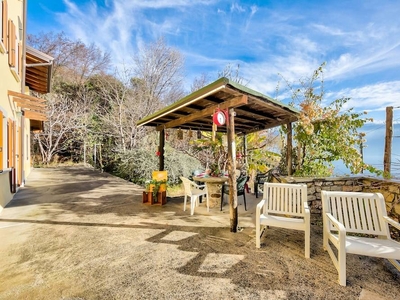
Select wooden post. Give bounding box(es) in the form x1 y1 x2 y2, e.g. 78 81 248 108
286 122 293 176
227 108 238 232
384 106 393 178
93 144 97 170
359 133 365 174
159 128 165 171
212 123 217 142
243 134 248 167
83 140 86 166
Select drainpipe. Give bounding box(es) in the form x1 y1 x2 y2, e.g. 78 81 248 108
20 0 27 185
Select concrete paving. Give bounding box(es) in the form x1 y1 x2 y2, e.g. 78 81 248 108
0 166 398 300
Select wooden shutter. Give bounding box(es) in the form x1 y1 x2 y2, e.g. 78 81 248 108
1 0 7 51
8 19 15 67
17 125 22 185
18 41 22 75
7 119 14 168
0 111 3 170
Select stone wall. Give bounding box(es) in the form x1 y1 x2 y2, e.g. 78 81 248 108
278 176 400 222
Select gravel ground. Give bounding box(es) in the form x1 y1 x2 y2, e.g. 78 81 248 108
0 166 399 300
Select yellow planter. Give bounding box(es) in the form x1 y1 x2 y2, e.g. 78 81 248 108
152 171 167 192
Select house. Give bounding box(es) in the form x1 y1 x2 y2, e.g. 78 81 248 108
0 0 53 211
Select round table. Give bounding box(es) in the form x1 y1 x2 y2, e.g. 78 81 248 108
193 176 228 208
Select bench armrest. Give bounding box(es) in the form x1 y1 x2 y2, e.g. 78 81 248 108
303 201 310 212
383 216 400 231
256 199 266 219
325 213 346 234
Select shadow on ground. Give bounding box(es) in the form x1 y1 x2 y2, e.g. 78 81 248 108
0 166 398 300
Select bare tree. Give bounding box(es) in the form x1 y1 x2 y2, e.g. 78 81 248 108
218 63 248 85
90 68 152 153
133 37 185 106
190 73 211 92
33 93 88 164
28 32 111 86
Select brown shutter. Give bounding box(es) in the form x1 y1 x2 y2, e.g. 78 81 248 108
8 19 15 67
0 110 3 170
7 118 12 168
2 0 7 51
18 41 21 75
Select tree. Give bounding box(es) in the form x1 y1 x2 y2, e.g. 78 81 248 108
133 37 185 106
89 70 149 153
28 32 111 87
33 92 89 164
217 63 248 85
279 63 380 176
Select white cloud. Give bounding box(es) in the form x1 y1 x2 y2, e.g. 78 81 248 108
325 41 400 81
230 3 245 13
250 5 258 16
34 0 400 114
326 81 400 112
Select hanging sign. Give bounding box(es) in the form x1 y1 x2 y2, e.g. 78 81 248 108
213 109 228 126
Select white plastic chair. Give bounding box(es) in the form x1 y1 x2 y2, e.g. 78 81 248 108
180 177 209 215
322 191 400 286
256 182 310 258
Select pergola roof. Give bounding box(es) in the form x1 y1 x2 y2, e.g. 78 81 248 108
25 46 54 94
137 77 299 134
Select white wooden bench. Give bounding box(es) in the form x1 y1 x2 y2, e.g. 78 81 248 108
321 190 400 286
256 182 310 258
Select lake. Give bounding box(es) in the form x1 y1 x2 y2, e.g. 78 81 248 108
333 123 400 178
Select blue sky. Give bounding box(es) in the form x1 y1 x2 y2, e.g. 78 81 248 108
27 0 400 125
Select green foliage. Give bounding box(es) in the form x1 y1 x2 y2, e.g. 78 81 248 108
164 144 203 184
190 132 228 175
280 63 382 177
113 132 202 185
145 178 167 200
246 130 281 174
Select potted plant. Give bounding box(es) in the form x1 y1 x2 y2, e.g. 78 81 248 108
143 178 167 204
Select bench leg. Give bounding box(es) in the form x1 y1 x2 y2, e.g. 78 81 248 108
305 229 310 258
338 248 346 286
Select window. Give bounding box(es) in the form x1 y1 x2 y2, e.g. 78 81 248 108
0 0 7 53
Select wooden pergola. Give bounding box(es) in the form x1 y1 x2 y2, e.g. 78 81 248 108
137 77 299 232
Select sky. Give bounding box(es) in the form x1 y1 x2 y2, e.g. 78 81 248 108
27 0 400 121
27 0 400 173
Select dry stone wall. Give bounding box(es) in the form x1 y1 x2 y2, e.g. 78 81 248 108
278 176 400 222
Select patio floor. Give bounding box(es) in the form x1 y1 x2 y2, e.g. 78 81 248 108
0 166 398 299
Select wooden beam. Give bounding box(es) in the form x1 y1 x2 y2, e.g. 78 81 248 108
241 116 299 134
23 110 47 121
13 97 47 107
287 122 293 176
16 103 46 114
156 95 248 131
8 90 47 103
